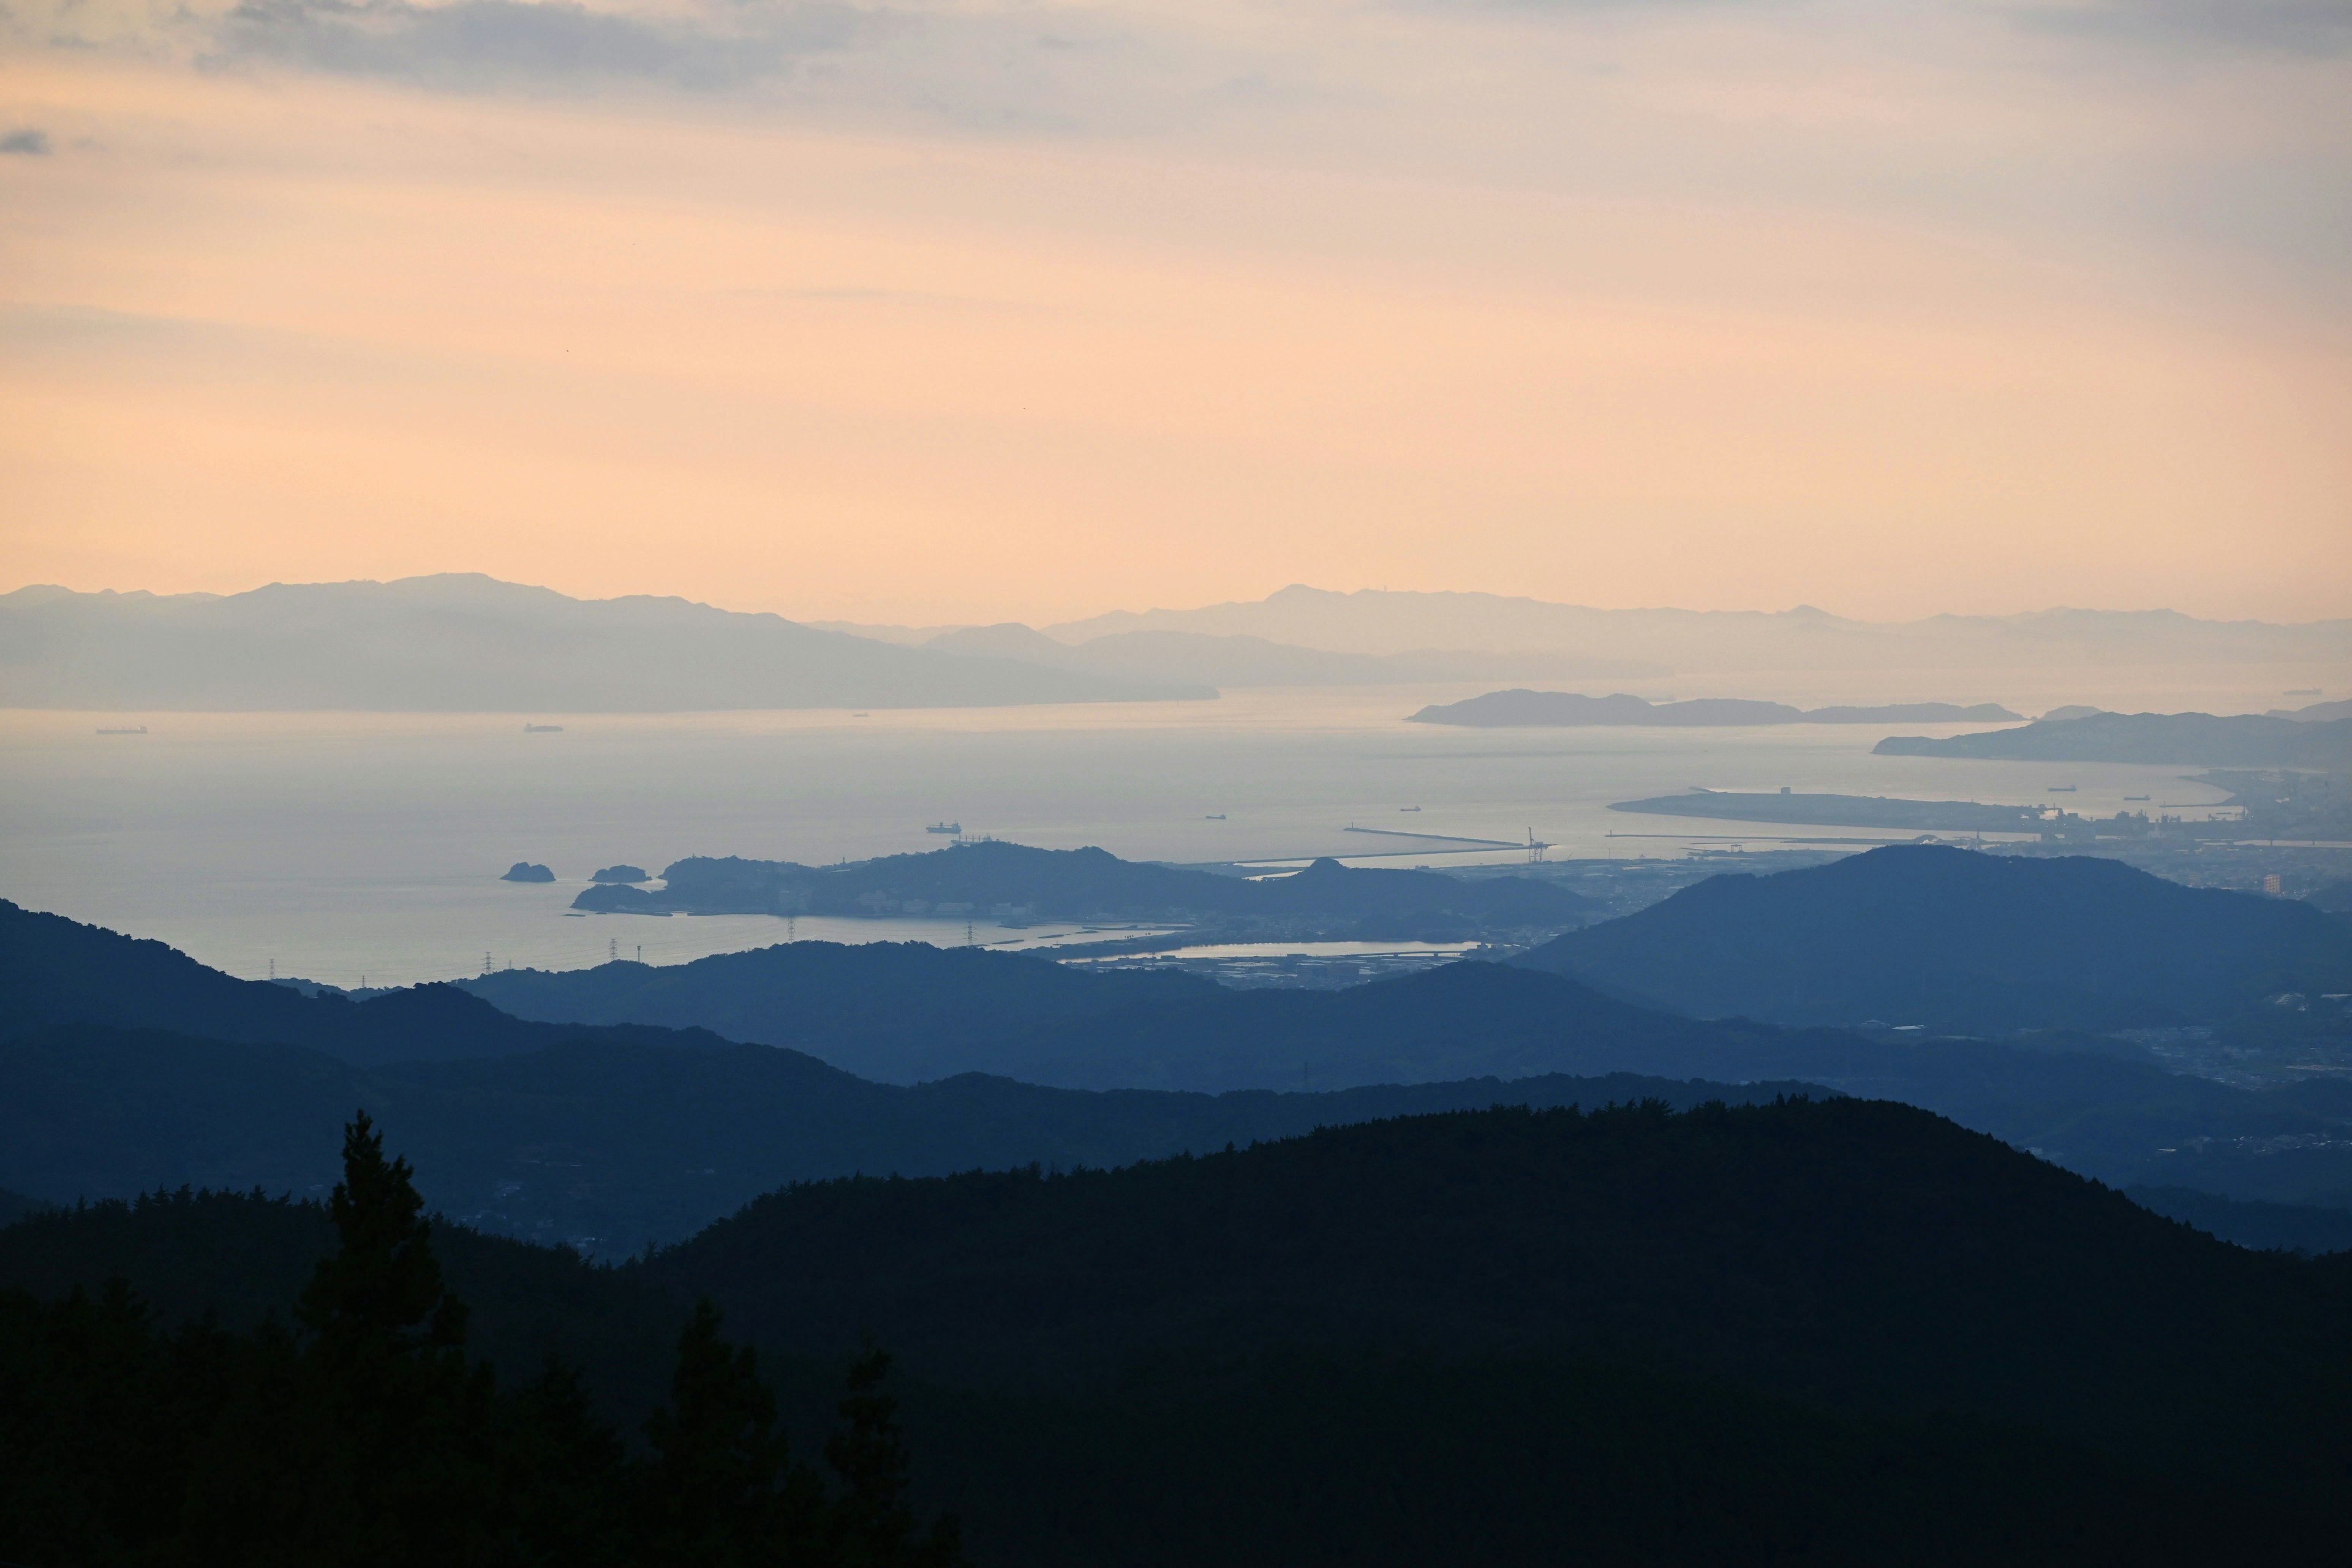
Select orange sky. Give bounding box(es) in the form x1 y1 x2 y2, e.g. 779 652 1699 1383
2 1 2348 625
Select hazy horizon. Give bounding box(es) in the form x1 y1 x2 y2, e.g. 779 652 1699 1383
11 572 2351 633
6 2 2348 626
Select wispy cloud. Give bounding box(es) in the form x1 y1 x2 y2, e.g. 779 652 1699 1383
1 127 52 154
2009 0 2352 55
204 0 859 91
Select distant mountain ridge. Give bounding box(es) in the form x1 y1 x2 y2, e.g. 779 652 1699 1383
923 622 1664 687
1514 845 2352 1030
0 576 1210 711
1408 690 2019 727
1043 584 2352 671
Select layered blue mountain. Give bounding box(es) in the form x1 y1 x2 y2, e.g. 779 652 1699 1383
1874 709 2352 766
18 889 2352 1234
0 1017 1817 1251
0 899 737 1066
1513 845 2352 1031
573 840 1601 928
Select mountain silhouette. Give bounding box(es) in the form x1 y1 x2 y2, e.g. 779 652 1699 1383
0 899 734 1066
1513 845 2352 1030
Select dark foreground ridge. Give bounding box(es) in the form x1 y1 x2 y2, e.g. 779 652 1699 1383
10 1102 2352 1563
0 1115 962 1567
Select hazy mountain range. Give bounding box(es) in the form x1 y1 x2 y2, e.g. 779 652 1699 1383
1041 585 2352 671
1406 691 2021 726
9 575 2345 710
0 576 1207 711
917 622 1662 688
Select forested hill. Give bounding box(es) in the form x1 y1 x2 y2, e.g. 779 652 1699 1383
646 1096 2352 1476
576 841 1600 926
13 1111 2350 1562
1515 844 2352 1030
0 899 738 1065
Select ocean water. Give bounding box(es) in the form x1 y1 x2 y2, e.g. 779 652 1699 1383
0 682 2253 988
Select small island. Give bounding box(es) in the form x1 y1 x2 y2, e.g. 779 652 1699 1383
500 862 556 883
589 864 650 884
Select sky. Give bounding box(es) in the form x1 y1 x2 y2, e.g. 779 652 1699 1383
1 0 2348 627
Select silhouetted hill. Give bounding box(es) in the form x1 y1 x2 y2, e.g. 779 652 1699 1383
0 1186 685 1423
582 841 1599 927
645 1099 2352 1474
0 898 739 1065
1408 690 2017 726
0 575 1209 710
4 1145 2316 1564
0 1020 1819 1250
1514 845 2352 1030
1875 710 2352 766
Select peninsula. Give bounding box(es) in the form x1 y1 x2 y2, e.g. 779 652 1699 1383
1874 711 2352 767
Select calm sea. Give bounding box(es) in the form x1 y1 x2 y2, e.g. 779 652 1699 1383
0 676 2274 988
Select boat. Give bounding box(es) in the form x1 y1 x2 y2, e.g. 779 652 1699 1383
1205 813 1226 820
852 712 871 718
2047 785 2076 793
1400 805 1422 813
96 726 148 735
2124 795 2150 802
522 723 564 733
927 821 962 835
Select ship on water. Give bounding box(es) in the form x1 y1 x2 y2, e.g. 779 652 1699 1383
96 726 148 735
523 723 564 733
927 821 962 835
